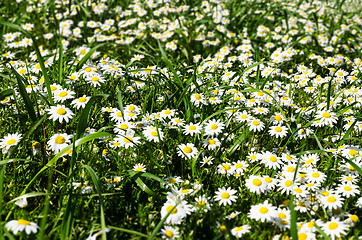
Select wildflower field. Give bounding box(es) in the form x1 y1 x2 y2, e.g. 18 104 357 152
1 0 362 239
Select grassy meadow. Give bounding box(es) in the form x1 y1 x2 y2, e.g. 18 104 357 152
0 0 362 239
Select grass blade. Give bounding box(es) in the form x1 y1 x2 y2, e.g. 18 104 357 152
9 64 37 122
148 204 178 240
83 165 107 240
108 226 147 238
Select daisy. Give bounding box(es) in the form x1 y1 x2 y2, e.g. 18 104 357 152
261 151 282 170
231 225 251 238
217 162 235 175
160 201 187 225
47 133 72 153
182 122 202 136
305 168 326 184
190 93 207 106
248 200 277 222
133 163 146 172
177 143 198 159
194 195 212 212
245 175 268 194
71 95 90 109
269 112 286 125
142 126 164 143
46 105 75 123
235 110 251 122
6 219 39 235
268 125 288 138
320 193 344 210
160 109 175 119
277 177 296 195
0 133 22 150
114 121 135 133
248 118 265 132
300 153 319 168
200 156 214 166
115 130 141 149
53 89 76 103
203 119 225 136
322 217 349 240
160 226 179 240
233 160 249 175
336 183 360 198
214 187 238 206
203 137 221 150
315 110 338 127
15 196 28 208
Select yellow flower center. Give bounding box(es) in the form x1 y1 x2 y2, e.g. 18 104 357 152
235 226 244 232
349 149 357 156
259 207 268 214
18 219 30 225
346 177 353 181
208 139 216 145
211 124 218 130
270 156 277 162
124 137 132 143
328 222 338 230
298 233 307 240
350 215 359 222
183 146 192 153
285 180 293 187
92 76 99 82
55 136 66 144
312 173 320 178
278 212 287 219
85 67 92 72
32 141 41 148
344 186 352 191
195 94 201 100
252 179 262 186
235 163 243 169
221 192 230 199
79 97 87 102
151 131 158 137
166 205 177 214
252 120 260 126
164 110 171 115
57 108 66 115
181 189 189 194
223 164 230 170
117 112 123 117
165 231 174 238
294 188 303 193
287 167 295 172
189 126 196 130
275 127 282 132
58 91 68 97
327 196 336 203
129 106 136 111
7 139 16 145
265 177 272 183
322 112 331 118
241 115 247 119
197 201 205 207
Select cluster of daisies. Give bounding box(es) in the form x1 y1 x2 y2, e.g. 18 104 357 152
1 0 362 239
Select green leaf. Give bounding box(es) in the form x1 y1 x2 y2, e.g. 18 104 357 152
0 89 14 101
128 171 156 196
9 64 37 122
108 226 147 238
83 165 107 240
76 94 108 140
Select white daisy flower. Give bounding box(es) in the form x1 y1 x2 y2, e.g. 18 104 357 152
6 219 39 235
214 187 238 206
46 105 74 123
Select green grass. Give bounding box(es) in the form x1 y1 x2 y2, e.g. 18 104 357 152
0 0 362 239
